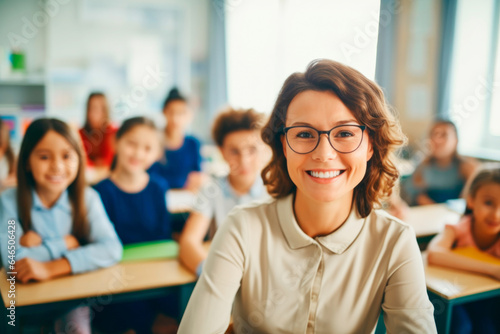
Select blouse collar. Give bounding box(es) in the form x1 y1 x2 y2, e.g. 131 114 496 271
32 189 71 213
276 193 366 254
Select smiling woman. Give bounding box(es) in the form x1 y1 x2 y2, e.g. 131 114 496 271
178 60 437 334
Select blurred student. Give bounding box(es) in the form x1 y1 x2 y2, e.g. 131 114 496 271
79 92 117 168
0 118 122 333
428 167 500 333
93 117 176 334
402 120 478 205
0 119 16 190
148 88 204 192
179 108 269 275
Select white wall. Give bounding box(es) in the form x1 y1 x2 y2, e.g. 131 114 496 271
0 0 211 137
0 0 47 75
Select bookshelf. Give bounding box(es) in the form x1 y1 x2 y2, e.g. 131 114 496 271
0 77 46 148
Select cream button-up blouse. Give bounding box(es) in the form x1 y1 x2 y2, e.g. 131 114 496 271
179 194 436 334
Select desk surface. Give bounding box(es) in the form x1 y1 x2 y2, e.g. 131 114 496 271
424 249 500 300
0 258 196 308
426 265 500 300
405 204 461 237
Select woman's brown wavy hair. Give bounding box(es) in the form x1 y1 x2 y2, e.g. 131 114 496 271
261 59 406 218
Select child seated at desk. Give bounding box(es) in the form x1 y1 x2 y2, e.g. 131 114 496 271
0 118 123 333
148 88 205 192
402 120 478 206
0 118 16 191
428 167 500 333
179 107 269 275
93 117 176 334
79 92 117 169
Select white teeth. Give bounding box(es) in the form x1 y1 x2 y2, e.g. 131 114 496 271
309 170 342 178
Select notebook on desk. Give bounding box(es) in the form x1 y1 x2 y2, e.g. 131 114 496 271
121 240 179 262
453 246 500 265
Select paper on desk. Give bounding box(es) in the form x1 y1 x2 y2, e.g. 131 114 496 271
121 240 179 262
167 190 196 213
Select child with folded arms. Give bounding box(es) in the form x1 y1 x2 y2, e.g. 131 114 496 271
0 118 122 333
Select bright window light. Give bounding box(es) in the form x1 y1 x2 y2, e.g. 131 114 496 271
226 0 381 113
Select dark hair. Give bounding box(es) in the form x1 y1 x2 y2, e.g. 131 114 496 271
17 118 88 243
261 59 405 218
212 108 266 147
432 119 458 136
162 87 186 111
464 166 500 215
83 92 110 132
110 116 158 170
0 119 16 175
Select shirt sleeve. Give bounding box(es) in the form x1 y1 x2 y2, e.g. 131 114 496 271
0 190 62 266
382 226 437 333
190 179 217 219
42 237 68 259
63 188 123 274
178 209 247 334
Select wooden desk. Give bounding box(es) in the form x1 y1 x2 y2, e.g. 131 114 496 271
405 204 461 245
424 251 500 334
0 258 197 333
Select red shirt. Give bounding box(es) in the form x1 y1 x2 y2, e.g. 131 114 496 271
79 124 117 167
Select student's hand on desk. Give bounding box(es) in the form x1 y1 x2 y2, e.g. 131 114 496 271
16 258 72 283
20 230 42 247
16 258 52 283
65 234 80 250
416 193 435 206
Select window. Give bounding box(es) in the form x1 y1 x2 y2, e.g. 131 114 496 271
225 0 381 113
448 0 500 160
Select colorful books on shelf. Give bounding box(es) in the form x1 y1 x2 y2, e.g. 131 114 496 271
0 104 44 113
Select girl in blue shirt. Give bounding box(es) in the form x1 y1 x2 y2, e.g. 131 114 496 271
0 118 122 333
148 88 205 192
93 117 176 334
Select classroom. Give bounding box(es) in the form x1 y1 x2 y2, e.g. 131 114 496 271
0 0 499 333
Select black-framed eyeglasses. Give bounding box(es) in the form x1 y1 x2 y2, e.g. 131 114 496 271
283 124 367 154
